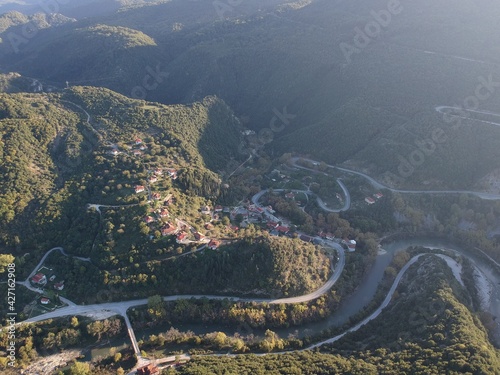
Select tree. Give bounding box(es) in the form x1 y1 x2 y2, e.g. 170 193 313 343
68 361 90 375
0 254 14 273
148 295 163 310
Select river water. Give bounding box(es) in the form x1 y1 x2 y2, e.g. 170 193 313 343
91 237 500 359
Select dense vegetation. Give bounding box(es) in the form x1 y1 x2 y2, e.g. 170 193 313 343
63 234 331 303
0 87 240 250
2 2 500 373
161 256 500 375
0 86 250 304
2 1 500 188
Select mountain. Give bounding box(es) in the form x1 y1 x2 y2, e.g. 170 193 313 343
0 1 162 19
2 1 500 189
0 10 75 33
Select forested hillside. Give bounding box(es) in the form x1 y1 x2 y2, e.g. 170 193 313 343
0 86 241 259
0 87 333 306
169 256 500 375
2 1 500 188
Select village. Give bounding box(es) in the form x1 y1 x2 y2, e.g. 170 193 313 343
27 136 388 314
28 266 66 313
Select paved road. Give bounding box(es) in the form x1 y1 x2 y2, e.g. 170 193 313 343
314 179 350 212
289 162 351 212
256 187 349 214
436 106 500 128
87 203 139 214
306 253 466 349
293 157 500 200
22 247 344 325
307 254 426 349
20 237 344 358
18 247 90 308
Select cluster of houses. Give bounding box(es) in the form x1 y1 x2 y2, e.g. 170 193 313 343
134 169 178 196
30 269 65 306
233 193 360 251
143 202 223 250
267 221 291 236
365 192 384 205
109 137 147 157
31 272 65 291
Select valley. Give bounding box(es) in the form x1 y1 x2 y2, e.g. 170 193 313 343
2 0 500 374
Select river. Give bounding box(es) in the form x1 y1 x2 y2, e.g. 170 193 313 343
91 237 500 359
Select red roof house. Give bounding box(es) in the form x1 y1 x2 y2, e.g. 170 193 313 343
176 232 187 243
161 223 176 236
208 239 221 250
40 297 50 305
54 282 64 291
137 364 159 375
135 185 145 193
31 273 47 285
194 232 205 241
267 222 279 229
276 226 290 234
365 197 376 204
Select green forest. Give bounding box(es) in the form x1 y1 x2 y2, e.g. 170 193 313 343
161 256 500 375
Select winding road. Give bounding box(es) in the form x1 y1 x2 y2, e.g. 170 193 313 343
18 152 500 366
292 157 500 201
307 253 447 349
13 99 500 370
436 106 500 128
